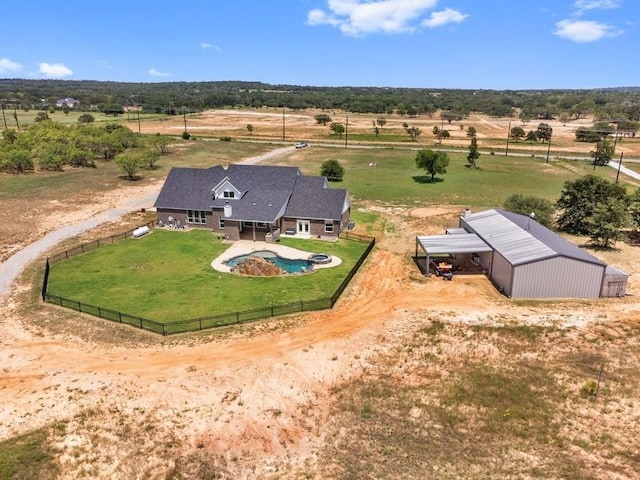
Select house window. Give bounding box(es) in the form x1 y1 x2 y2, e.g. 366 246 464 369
256 222 268 228
187 210 207 224
223 190 235 198
219 217 225 229
324 220 334 233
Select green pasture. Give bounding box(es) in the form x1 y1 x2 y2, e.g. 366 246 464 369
272 146 631 207
46 229 370 323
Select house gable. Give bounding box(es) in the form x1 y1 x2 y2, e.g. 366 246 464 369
212 177 243 200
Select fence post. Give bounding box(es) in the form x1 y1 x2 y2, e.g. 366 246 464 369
41 259 50 302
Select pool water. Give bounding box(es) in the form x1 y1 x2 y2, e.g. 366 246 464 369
225 250 312 274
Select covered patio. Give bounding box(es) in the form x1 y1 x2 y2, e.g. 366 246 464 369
415 233 493 276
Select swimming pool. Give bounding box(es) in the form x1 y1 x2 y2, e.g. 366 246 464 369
225 250 313 274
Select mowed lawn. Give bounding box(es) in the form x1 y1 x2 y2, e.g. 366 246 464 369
46 229 370 322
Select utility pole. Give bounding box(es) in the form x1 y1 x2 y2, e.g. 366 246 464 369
505 120 511 156
545 131 552 162
612 121 620 154
183 107 187 134
0 102 7 129
345 115 348 148
616 152 624 183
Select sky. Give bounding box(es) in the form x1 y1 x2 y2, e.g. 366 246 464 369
0 0 637 90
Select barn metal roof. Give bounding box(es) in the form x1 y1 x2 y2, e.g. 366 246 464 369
416 233 493 255
463 209 606 267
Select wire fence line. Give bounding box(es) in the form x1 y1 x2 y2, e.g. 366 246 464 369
42 228 375 336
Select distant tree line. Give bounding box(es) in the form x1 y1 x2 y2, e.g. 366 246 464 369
0 79 639 123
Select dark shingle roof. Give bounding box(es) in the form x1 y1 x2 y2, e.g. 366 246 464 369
154 166 225 210
285 177 348 220
154 164 347 222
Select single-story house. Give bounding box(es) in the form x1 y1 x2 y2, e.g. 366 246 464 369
416 208 628 299
154 164 351 241
55 97 79 108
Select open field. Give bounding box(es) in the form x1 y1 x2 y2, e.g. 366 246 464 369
127 108 640 159
1 110 640 478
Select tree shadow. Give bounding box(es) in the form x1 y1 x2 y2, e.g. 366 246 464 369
412 175 444 184
118 175 143 182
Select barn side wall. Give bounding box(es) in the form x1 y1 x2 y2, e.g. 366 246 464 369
511 257 604 299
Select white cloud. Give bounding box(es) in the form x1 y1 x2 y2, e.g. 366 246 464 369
200 42 221 51
554 19 622 42
0 57 23 74
574 0 620 16
307 0 439 36
148 68 171 77
38 62 73 78
422 8 468 28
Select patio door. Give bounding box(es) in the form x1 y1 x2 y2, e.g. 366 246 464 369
297 219 310 234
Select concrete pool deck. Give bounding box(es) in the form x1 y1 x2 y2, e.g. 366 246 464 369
211 240 342 273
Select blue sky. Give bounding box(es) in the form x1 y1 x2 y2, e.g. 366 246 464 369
1 0 637 89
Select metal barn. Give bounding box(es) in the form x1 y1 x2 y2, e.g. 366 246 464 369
416 209 629 299
461 209 626 299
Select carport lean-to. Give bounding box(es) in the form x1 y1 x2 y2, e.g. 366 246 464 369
415 232 493 276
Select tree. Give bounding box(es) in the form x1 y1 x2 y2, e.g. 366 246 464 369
102 104 124 116
246 124 254 135
525 130 539 143
115 151 144 180
62 105 70 116
503 194 554 228
536 123 553 143
0 146 33 174
406 126 421 141
556 175 629 236
148 134 172 155
510 126 525 142
575 126 602 143
588 199 629 248
320 159 344 181
2 129 17 144
78 113 95 124
34 111 49 122
629 187 640 231
591 140 614 167
376 117 387 128
330 122 345 137
467 136 480 168
415 149 450 181
314 113 332 126
466 126 477 138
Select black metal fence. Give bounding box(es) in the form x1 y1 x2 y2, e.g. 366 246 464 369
47 220 156 265
42 230 375 336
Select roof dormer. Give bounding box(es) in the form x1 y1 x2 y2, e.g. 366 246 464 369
212 176 242 200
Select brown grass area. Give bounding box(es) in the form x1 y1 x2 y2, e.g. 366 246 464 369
1 111 640 479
